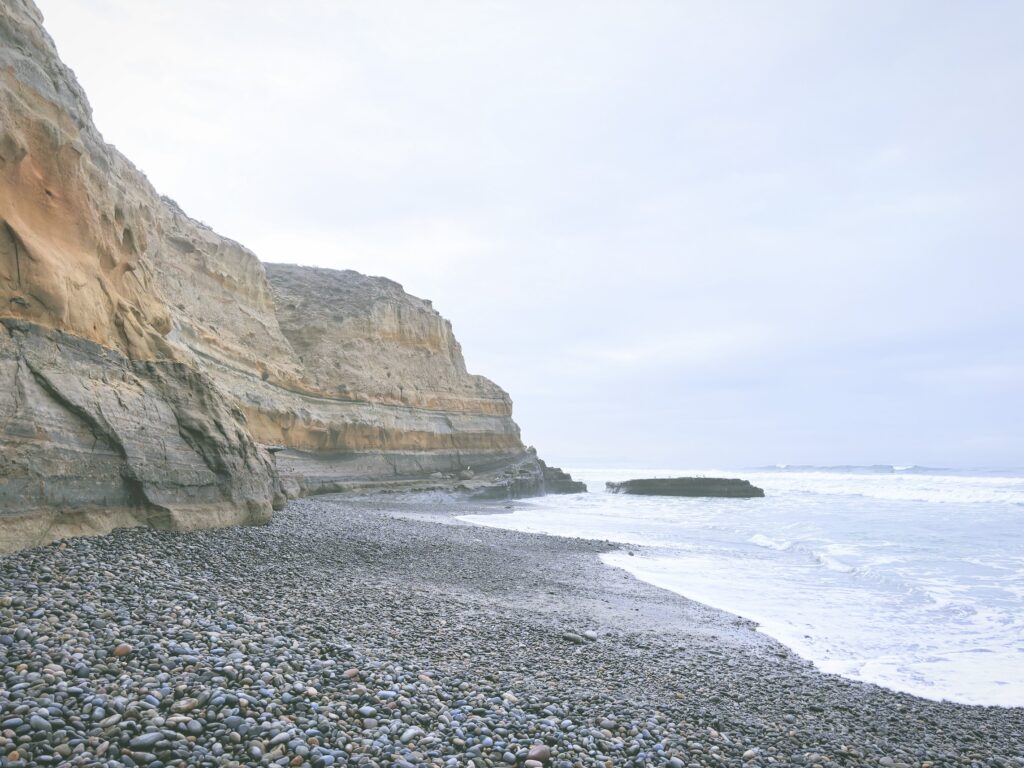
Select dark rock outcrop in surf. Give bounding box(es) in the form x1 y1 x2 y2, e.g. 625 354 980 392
606 477 765 498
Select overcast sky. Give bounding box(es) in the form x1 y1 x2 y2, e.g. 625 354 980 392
36 1 1024 468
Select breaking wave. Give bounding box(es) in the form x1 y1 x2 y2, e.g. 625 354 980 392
462 465 1024 706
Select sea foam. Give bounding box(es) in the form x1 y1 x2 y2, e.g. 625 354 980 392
460 466 1024 707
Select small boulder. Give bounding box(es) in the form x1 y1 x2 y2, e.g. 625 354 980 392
400 726 424 744
527 744 551 763
171 697 199 714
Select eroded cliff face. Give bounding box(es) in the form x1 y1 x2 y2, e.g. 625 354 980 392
0 0 565 552
0 0 281 550
169 262 530 498
255 265 525 495
0 10 176 358
0 320 278 551
265 264 513 416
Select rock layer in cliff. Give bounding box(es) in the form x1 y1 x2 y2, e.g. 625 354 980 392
0 319 278 552
254 264 525 495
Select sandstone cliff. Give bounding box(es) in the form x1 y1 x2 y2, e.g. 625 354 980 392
258 265 525 496
0 0 280 550
0 0 578 552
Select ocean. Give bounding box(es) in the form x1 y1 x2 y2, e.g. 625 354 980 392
459 466 1024 707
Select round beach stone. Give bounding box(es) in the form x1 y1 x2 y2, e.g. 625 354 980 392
528 744 552 763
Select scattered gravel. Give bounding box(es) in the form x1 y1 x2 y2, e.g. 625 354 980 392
1 495 1021 768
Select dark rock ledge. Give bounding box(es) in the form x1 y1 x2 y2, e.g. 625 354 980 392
606 477 765 498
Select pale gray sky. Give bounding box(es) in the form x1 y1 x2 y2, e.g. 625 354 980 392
36 0 1024 468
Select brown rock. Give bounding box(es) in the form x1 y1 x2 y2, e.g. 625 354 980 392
170 698 199 714
527 744 552 763
112 643 132 657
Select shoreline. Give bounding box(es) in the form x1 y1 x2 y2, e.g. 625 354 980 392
593 550 1016 710
453 502 1016 710
457 476 1024 711
1 493 1021 767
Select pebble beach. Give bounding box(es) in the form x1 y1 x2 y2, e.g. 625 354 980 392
1 495 1022 768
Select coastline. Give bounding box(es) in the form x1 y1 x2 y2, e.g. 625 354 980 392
1 493 1021 767
593 550 1016 709
460 468 1024 709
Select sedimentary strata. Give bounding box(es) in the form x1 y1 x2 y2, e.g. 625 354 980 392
606 478 765 498
0 0 578 551
0 319 280 553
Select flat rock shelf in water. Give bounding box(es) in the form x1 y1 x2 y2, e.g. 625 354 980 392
606 477 766 497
